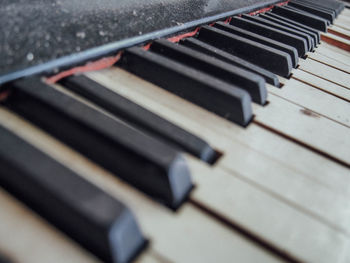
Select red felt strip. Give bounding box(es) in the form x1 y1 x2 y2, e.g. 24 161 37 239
167 27 200 43
248 1 289 15
142 43 152 50
249 6 274 16
0 90 11 102
224 17 232 24
276 1 290 7
46 52 122 84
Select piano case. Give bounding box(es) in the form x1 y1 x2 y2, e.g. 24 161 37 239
0 0 282 85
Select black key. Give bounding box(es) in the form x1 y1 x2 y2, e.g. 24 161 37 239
292 0 337 19
265 12 321 44
272 6 328 32
242 14 314 51
149 39 267 105
0 125 146 263
119 47 253 126
214 22 299 67
4 77 193 209
259 13 319 46
292 0 336 16
62 75 217 163
230 16 308 57
288 1 335 23
196 26 292 77
0 254 11 263
284 5 330 26
180 37 280 87
296 0 344 15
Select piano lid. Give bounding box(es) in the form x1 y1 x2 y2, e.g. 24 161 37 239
0 0 282 84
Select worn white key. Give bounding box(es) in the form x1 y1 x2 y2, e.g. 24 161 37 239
318 42 350 59
335 18 350 30
329 25 350 41
338 14 350 24
298 57 350 89
0 188 100 263
341 8 350 16
254 94 350 166
189 158 350 263
267 79 350 127
308 52 350 73
0 108 281 263
292 70 350 102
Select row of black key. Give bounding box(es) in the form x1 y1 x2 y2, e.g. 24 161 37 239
0 75 205 262
0 0 345 262
118 0 344 127
3 78 193 209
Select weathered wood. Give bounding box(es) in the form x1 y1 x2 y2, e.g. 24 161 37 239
292 70 350 102
308 51 350 73
318 42 350 59
267 79 350 127
298 57 350 88
338 14 350 24
341 9 350 17
254 94 350 166
335 17 350 30
189 158 350 263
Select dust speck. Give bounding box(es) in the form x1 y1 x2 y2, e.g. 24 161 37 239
26 53 34 61
76 31 86 39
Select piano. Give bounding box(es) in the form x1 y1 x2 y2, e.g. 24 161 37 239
0 0 349 262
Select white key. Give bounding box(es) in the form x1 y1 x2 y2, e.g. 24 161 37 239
338 14 350 25
298 57 350 89
267 79 350 127
321 32 350 53
317 42 350 59
292 68 350 102
254 94 350 166
308 51 350 74
335 18 350 30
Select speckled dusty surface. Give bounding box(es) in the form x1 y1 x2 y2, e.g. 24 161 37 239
0 0 277 78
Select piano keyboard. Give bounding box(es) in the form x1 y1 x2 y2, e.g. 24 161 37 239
1 0 350 262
